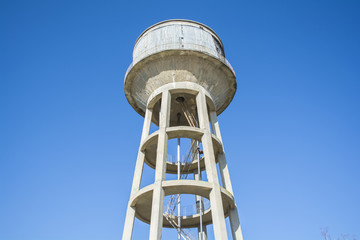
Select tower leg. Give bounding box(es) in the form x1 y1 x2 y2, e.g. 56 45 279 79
196 92 228 240
122 205 136 240
122 108 153 240
229 205 244 240
149 90 171 240
209 111 244 240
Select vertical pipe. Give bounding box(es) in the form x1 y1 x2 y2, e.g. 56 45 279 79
194 106 205 240
193 141 203 240
197 144 203 240
177 113 181 240
177 137 181 239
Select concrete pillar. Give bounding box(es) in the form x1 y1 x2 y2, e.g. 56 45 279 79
149 90 171 240
196 92 228 240
209 111 233 192
122 108 153 240
210 111 244 240
228 205 244 240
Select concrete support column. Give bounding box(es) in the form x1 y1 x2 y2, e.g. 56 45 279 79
228 205 243 240
149 90 171 240
209 111 233 192
196 92 228 240
209 111 244 240
122 108 153 240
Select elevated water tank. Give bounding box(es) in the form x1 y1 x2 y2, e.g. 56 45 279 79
124 19 236 117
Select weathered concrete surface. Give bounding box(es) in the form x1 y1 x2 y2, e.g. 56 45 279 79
122 108 153 240
133 19 225 65
197 91 229 239
210 110 244 240
125 51 236 118
149 90 171 240
125 19 237 119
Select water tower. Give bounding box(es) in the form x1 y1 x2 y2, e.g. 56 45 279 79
122 19 243 240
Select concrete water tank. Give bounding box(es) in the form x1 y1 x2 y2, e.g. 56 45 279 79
124 19 236 118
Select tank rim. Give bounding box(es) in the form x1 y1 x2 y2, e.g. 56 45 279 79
134 19 224 50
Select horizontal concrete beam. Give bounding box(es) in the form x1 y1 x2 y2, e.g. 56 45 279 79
130 180 235 228
140 126 223 174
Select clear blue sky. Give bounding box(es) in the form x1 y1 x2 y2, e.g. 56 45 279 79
1 0 359 239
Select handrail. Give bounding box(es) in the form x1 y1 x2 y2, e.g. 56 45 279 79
164 200 210 217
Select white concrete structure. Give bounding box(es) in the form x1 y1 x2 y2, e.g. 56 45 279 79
122 19 243 240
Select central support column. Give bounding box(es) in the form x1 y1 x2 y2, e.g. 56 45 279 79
149 90 171 240
196 92 228 240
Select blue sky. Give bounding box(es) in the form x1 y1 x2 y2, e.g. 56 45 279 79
0 0 359 239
